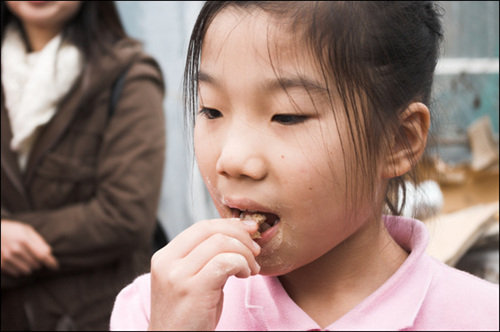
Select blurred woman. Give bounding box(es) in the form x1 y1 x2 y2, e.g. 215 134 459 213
1 1 166 330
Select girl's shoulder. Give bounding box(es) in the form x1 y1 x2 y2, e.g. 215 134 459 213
417 255 499 330
428 254 498 298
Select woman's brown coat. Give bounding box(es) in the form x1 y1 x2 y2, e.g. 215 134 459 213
1 40 166 330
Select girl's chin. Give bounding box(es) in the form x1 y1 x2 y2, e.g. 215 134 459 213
255 259 295 277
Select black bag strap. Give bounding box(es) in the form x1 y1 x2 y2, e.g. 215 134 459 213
106 65 169 252
108 66 131 121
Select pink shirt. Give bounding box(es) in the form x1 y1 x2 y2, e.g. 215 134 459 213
110 216 499 330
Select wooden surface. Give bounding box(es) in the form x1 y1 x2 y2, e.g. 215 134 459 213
425 201 499 266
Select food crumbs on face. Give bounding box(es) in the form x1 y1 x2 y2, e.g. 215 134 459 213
244 213 266 239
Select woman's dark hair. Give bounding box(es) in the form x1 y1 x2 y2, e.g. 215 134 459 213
184 1 444 216
1 1 133 66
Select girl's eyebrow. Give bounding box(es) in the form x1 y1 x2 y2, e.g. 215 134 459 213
197 70 327 94
197 70 219 86
267 76 328 94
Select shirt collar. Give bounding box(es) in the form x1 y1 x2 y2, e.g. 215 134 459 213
245 216 434 331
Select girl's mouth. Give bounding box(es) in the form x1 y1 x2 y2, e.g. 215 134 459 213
231 209 281 239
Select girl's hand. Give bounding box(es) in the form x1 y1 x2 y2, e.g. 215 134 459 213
148 218 261 331
1 220 59 276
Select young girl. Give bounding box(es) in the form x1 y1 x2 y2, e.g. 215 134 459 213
110 1 499 330
1 1 165 330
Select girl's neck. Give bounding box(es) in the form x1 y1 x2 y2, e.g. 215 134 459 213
278 215 408 328
23 23 61 53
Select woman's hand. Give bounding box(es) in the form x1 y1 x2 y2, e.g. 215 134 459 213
148 218 261 331
1 220 59 276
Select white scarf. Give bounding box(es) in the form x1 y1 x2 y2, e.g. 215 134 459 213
1 24 82 171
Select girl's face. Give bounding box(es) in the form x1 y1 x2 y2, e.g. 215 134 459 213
6 1 82 31
194 8 385 275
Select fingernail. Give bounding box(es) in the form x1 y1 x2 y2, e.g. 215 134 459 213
242 219 257 226
254 262 261 274
252 240 261 252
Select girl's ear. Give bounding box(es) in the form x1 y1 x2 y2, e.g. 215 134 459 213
383 102 430 179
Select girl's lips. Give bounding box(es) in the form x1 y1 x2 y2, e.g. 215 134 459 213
236 210 279 224
254 218 280 244
225 198 281 239
231 208 280 225
225 197 275 215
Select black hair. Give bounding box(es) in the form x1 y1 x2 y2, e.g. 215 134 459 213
184 1 444 216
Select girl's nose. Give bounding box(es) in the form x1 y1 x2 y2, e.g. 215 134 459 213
215 128 268 181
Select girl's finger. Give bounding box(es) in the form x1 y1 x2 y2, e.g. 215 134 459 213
195 252 253 291
178 232 260 278
162 218 260 259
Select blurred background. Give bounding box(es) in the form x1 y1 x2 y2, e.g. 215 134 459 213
116 1 211 240
115 1 499 281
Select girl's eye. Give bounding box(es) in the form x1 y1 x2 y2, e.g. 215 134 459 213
199 107 222 119
271 114 307 125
